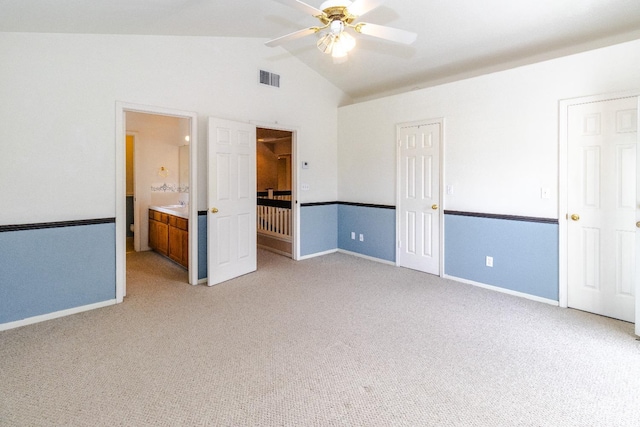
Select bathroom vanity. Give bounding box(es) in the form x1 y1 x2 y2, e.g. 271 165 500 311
148 206 188 268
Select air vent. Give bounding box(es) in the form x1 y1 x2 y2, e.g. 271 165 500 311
259 70 280 88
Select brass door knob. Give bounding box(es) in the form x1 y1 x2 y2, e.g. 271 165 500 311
211 207 219 213
570 214 580 221
636 221 640 228
432 204 438 210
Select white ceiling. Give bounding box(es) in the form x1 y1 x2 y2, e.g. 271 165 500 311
2 0 639 102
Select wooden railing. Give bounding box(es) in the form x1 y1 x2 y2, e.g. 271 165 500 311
257 190 292 240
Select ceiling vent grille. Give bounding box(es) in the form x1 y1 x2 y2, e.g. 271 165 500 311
259 70 280 88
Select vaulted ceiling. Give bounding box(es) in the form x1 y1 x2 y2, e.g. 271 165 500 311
2 0 639 102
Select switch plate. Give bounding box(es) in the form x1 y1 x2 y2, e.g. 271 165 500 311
301 183 310 191
359 234 364 242
446 185 454 195
351 232 355 240
541 188 550 199
486 256 493 267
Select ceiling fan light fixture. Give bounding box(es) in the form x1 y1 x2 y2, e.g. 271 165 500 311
317 33 335 53
331 42 348 58
329 19 344 35
337 31 356 52
267 0 416 61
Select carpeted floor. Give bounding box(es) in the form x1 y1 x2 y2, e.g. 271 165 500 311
1 249 639 426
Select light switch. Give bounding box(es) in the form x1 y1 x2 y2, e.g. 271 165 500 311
541 188 550 199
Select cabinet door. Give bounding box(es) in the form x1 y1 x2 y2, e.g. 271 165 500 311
181 228 189 268
157 221 169 255
168 225 183 263
149 220 158 249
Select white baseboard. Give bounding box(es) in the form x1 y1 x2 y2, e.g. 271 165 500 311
0 299 118 332
297 248 338 260
337 249 396 266
443 274 559 306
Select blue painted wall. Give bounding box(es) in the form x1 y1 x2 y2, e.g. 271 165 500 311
198 214 207 280
337 204 395 262
300 204 338 256
444 214 559 301
0 223 116 324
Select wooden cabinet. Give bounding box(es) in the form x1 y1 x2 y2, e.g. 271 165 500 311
168 215 188 267
149 209 188 268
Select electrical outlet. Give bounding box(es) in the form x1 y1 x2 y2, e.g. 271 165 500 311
351 232 355 240
301 183 310 191
486 256 493 267
359 234 364 242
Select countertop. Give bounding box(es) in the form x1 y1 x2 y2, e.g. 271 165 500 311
149 205 189 220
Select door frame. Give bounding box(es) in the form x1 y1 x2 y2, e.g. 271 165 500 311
395 118 445 276
126 131 141 252
558 90 639 333
115 102 199 302
252 121 299 260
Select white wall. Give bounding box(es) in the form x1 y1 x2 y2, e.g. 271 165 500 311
0 32 344 226
338 39 640 218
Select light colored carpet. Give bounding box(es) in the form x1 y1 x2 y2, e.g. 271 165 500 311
1 250 639 426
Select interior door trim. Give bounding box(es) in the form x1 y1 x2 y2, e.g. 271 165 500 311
115 102 199 303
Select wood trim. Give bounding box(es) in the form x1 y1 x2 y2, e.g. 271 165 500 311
258 198 292 209
0 218 116 233
300 201 395 209
444 210 558 224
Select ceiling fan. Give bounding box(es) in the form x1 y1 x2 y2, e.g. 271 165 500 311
266 0 417 61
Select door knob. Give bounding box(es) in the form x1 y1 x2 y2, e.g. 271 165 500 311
636 221 640 228
570 214 580 221
211 207 218 213
432 204 438 210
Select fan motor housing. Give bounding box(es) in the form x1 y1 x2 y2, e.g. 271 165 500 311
319 5 356 25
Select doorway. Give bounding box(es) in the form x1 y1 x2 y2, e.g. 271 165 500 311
115 103 198 302
559 92 639 332
256 127 294 258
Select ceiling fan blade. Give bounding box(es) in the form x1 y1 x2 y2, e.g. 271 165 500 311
265 27 319 47
272 0 325 17
348 0 385 17
355 22 417 45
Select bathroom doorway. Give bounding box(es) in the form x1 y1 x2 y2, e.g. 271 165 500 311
115 102 198 301
256 127 294 258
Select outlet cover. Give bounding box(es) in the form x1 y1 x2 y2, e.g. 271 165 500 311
486 256 493 267
359 234 364 242
351 232 355 240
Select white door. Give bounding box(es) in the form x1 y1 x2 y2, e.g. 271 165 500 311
397 121 441 275
567 97 637 322
207 118 257 286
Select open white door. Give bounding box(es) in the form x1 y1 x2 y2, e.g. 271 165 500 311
567 97 637 323
207 117 257 286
